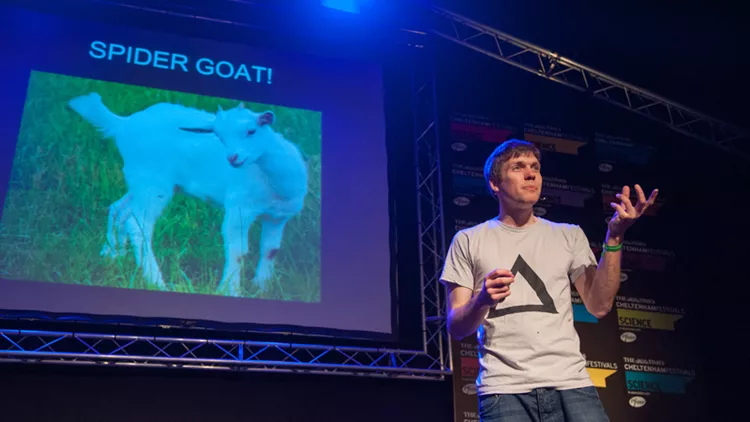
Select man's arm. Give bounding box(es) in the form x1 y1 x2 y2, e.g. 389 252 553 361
446 284 491 341
575 231 622 319
442 230 488 341
575 184 658 318
442 231 515 340
446 269 514 340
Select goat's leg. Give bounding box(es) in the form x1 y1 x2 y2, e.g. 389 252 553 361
253 216 289 290
101 192 133 259
124 188 172 290
217 206 257 297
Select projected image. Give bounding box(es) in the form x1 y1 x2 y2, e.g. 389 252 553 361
0 71 321 302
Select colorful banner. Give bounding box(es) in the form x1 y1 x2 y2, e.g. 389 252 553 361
450 337 481 422
447 116 707 422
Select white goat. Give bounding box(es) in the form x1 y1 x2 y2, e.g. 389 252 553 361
68 92 308 296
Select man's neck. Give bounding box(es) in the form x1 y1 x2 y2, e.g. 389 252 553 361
497 205 536 228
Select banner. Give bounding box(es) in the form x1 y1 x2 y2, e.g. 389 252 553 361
447 116 708 421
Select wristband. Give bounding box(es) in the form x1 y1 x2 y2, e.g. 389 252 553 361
602 242 623 252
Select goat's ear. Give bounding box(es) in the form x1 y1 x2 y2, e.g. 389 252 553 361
179 127 214 134
257 111 275 126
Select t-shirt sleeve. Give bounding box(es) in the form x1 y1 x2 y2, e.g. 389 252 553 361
440 231 474 290
569 225 598 283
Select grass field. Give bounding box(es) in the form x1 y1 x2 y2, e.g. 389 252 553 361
0 71 322 302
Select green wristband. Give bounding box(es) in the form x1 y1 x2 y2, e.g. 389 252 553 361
602 242 623 252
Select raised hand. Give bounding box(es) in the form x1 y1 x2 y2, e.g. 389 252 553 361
477 268 515 307
608 184 659 237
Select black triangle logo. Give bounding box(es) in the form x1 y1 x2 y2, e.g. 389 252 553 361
488 255 558 318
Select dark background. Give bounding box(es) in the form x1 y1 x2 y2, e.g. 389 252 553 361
1 0 747 421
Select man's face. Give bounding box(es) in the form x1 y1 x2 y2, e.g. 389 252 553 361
490 153 542 207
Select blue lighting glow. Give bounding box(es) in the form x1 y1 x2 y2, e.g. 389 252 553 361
321 0 361 14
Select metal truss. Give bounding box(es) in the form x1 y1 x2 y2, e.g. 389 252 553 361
0 328 446 378
412 65 450 376
429 6 750 161
0 68 449 379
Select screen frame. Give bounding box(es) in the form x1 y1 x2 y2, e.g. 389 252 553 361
0 0 429 351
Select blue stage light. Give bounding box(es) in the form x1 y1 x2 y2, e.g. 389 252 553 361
321 0 360 14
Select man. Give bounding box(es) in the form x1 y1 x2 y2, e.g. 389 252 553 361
441 139 658 422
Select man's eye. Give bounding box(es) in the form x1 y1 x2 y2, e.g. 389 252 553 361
247 130 257 136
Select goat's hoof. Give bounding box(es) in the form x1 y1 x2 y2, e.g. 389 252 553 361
100 244 126 259
251 277 270 292
145 279 167 291
253 269 273 291
220 289 241 298
217 280 241 297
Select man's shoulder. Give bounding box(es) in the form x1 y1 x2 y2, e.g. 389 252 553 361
535 218 590 250
452 217 584 242
537 217 581 232
453 219 497 239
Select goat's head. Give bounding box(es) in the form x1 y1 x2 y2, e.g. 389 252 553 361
181 103 276 168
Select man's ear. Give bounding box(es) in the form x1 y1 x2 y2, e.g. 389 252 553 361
489 179 500 194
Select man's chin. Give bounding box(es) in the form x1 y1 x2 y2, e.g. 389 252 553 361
521 196 541 206
503 194 540 209
512 200 538 211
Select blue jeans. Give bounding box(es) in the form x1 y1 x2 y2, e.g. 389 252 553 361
478 387 610 422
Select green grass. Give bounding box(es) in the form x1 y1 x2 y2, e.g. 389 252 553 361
0 71 321 302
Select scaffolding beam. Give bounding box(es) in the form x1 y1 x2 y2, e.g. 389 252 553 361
429 6 750 161
412 64 450 376
0 329 446 378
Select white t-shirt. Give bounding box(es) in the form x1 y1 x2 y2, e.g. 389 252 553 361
440 217 598 395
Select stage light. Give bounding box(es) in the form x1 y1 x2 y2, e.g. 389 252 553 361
321 0 361 14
